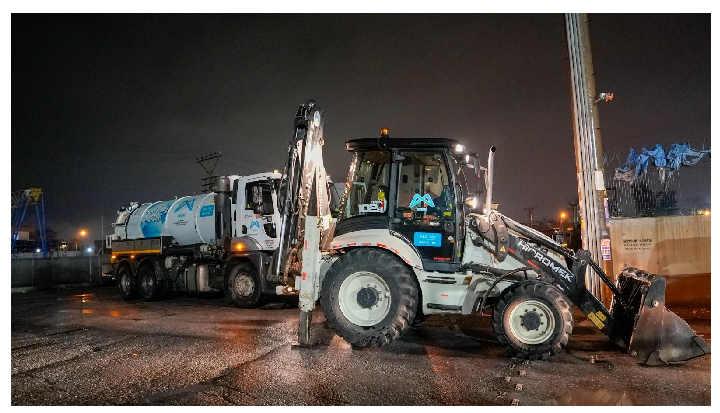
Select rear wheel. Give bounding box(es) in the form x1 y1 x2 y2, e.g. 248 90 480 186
138 264 164 301
492 281 573 360
321 248 418 348
117 264 138 301
226 262 266 308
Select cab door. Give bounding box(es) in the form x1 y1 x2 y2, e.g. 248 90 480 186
239 180 279 250
391 150 457 267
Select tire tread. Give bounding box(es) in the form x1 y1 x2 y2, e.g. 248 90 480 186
321 248 418 348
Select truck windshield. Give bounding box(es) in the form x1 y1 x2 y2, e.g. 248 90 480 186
342 150 391 218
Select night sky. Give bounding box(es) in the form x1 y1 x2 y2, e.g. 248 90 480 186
12 14 710 242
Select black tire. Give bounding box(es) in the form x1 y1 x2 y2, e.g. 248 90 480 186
117 264 139 301
492 281 573 361
320 248 418 348
138 263 164 301
412 299 431 326
226 262 266 308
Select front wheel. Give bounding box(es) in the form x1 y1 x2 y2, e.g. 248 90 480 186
492 281 573 360
226 262 266 308
321 248 418 348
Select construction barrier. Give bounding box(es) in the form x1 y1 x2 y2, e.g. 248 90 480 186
610 215 711 306
11 254 111 288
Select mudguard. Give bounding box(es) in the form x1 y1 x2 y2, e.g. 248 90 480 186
329 229 423 270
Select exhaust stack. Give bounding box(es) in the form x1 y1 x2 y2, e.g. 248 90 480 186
484 146 496 217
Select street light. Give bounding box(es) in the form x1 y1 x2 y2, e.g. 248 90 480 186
560 212 567 245
76 229 88 251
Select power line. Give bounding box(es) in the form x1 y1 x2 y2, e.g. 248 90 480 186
196 152 222 193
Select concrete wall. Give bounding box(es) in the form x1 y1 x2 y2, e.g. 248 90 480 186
610 215 711 306
11 255 111 288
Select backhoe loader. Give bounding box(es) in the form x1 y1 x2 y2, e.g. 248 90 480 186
261 100 710 365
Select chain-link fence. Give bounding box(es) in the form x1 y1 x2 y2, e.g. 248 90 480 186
603 142 711 218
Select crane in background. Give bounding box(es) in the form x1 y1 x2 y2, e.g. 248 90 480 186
11 188 48 257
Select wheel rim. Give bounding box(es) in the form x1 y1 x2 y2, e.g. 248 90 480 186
508 299 556 345
234 273 254 297
140 269 154 296
120 271 132 294
338 271 392 327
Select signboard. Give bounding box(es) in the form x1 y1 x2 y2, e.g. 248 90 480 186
413 232 441 247
601 238 611 260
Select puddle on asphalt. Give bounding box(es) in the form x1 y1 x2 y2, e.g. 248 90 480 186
549 389 637 405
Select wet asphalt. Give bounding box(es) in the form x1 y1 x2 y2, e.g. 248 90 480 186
11 285 711 406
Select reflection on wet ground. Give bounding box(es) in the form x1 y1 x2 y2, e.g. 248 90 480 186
11 286 711 406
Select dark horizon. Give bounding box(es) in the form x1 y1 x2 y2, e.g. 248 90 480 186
12 14 711 241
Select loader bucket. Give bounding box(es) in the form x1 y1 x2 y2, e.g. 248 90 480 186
611 268 710 366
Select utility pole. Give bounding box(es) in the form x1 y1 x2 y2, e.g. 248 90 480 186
196 152 222 193
524 206 537 228
565 13 614 302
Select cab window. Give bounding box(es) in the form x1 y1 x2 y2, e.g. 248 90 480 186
396 151 454 225
343 150 391 218
245 182 275 215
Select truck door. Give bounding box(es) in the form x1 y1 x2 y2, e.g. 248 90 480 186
392 150 457 265
240 180 279 250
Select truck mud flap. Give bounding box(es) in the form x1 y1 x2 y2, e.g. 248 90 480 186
612 267 710 365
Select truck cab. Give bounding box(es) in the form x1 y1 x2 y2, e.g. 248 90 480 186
231 172 282 250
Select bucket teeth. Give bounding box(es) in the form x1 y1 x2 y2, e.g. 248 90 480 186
613 267 710 365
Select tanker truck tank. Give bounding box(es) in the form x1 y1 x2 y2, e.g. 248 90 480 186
114 193 217 246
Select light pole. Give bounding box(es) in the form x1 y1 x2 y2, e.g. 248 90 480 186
560 212 567 245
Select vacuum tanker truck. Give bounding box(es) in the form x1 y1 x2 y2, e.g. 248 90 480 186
109 171 339 308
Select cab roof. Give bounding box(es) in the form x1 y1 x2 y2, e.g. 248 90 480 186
345 137 460 151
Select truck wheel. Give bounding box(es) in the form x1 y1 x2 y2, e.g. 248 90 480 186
492 281 573 360
320 248 418 348
138 264 164 301
117 264 138 301
226 262 266 308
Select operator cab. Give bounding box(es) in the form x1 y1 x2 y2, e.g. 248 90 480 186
337 132 477 272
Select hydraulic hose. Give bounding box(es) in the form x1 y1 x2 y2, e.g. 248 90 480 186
475 267 534 316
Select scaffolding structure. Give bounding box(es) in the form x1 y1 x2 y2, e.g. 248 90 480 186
11 188 48 257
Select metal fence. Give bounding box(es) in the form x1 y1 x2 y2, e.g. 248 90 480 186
11 254 110 288
603 143 711 218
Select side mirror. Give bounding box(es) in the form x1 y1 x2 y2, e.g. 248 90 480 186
252 186 264 215
472 155 482 178
463 153 484 179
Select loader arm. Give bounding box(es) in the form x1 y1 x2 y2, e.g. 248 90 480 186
469 210 710 365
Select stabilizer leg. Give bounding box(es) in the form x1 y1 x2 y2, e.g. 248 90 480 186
292 215 324 348
298 310 312 345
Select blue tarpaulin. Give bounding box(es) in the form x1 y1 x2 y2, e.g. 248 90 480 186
666 143 711 170
614 143 709 182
